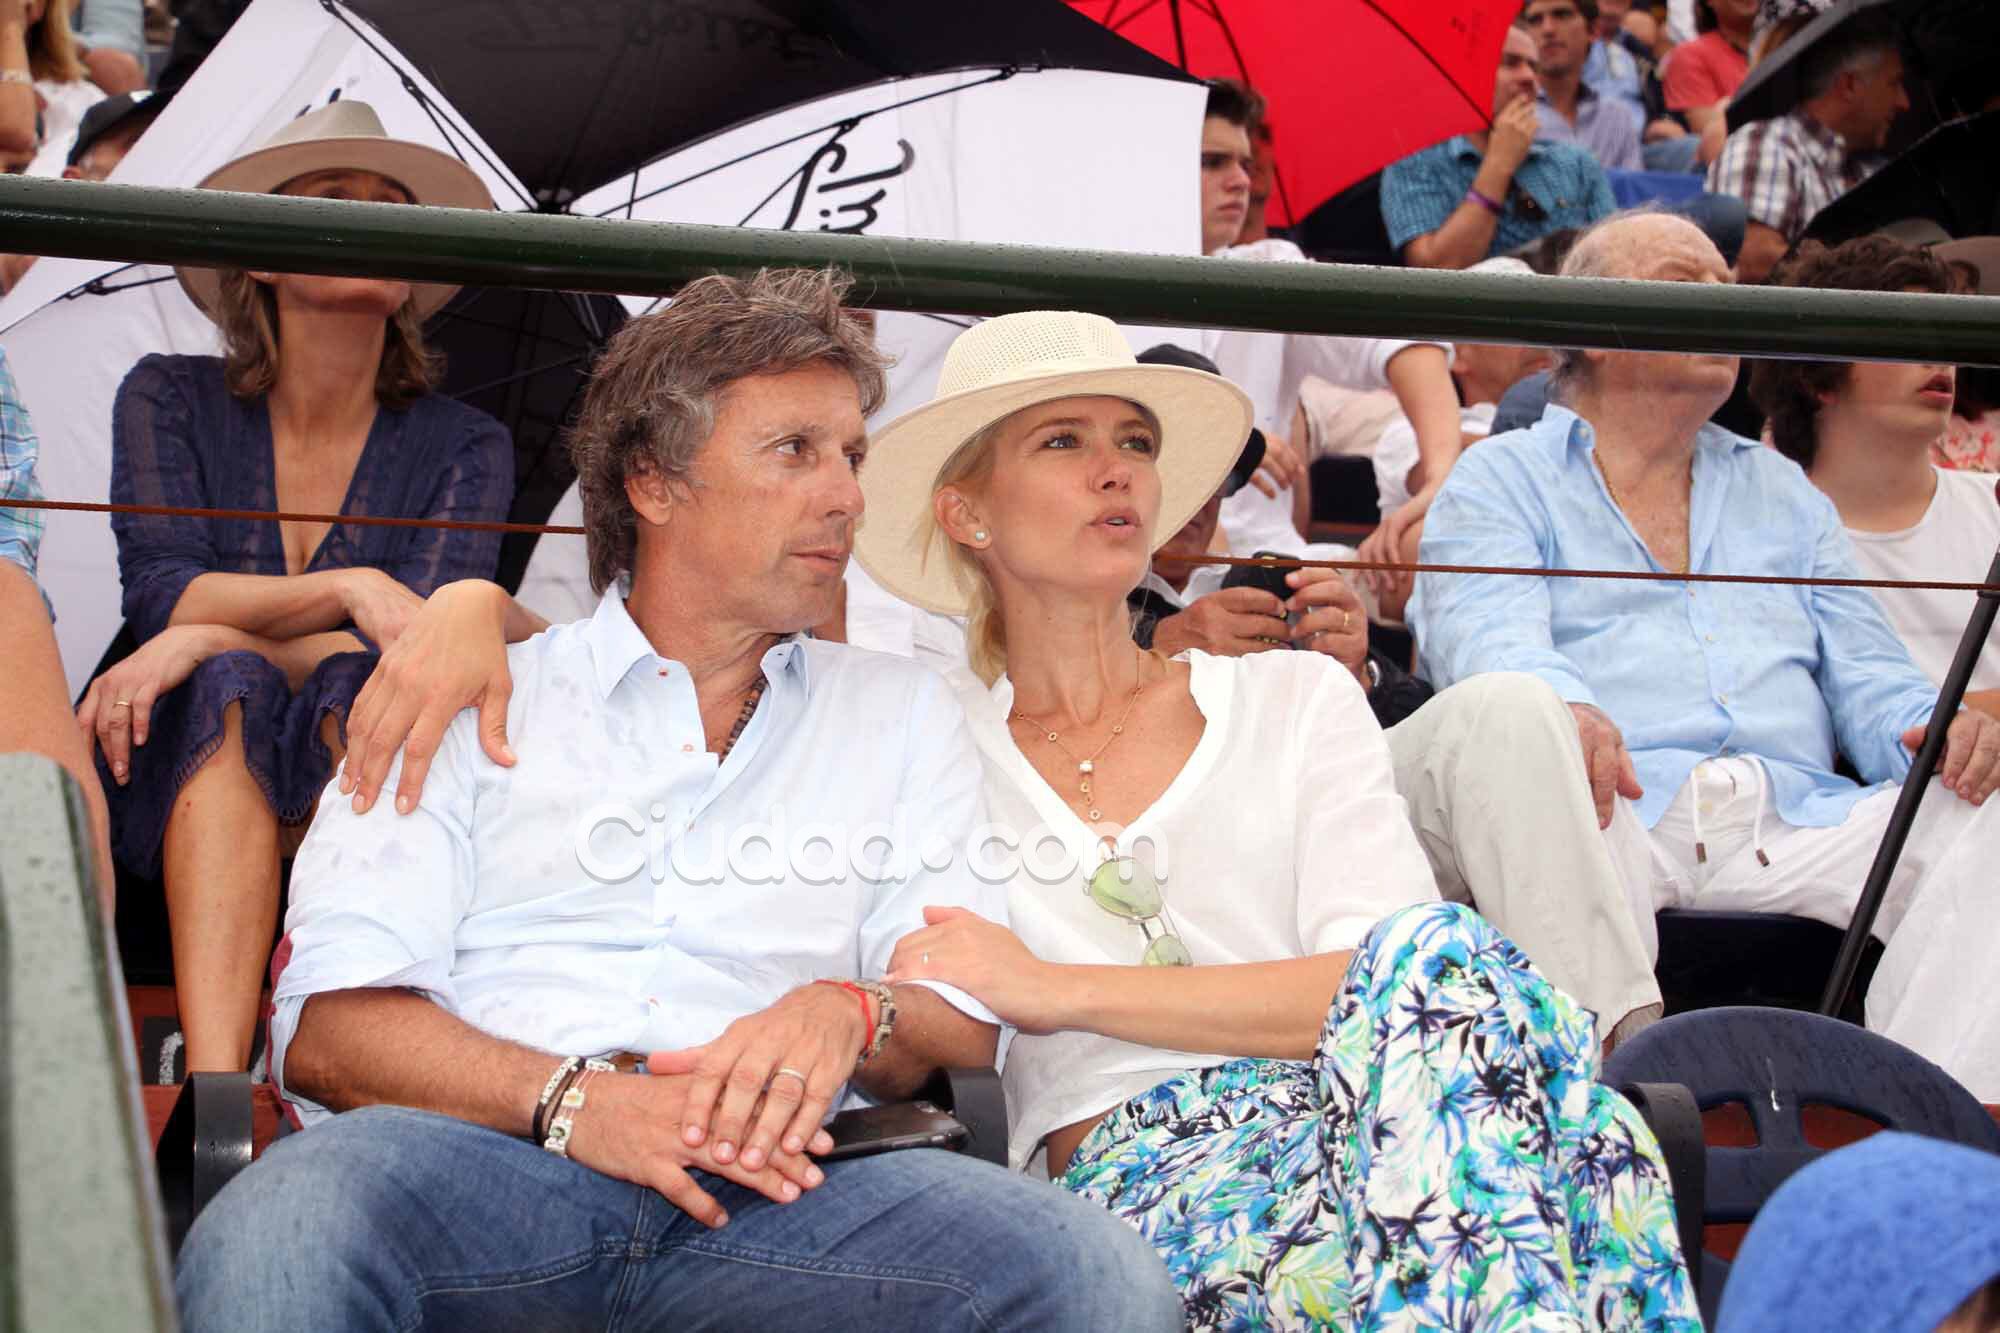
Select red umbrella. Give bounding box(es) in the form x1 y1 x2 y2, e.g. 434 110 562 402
1067 1 1516 225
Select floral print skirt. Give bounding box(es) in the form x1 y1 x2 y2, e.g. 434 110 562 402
1060 902 1701 1331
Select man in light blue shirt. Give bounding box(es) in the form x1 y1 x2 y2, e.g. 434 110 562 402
1413 213 2000 1095
174 270 1181 1332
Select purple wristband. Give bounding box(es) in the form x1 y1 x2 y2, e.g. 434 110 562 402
1464 187 1503 217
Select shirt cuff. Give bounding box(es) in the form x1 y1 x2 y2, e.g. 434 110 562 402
896 978 1014 1072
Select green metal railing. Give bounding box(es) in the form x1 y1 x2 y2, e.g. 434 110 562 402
1 176 1997 366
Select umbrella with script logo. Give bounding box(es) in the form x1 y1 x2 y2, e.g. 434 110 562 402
0 0 1200 690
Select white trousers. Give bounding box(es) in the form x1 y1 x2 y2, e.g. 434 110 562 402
1386 674 1663 1041
1616 754 2000 1101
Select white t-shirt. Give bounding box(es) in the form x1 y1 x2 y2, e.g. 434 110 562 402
963 649 1440 1170
1374 401 1496 517
1204 238 1448 557
1845 467 2000 693
27 78 105 179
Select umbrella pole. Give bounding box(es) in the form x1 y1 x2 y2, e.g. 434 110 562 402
1820 519 2000 1018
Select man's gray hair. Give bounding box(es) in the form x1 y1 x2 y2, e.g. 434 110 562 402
1545 205 1679 402
567 267 890 593
1799 12 1901 101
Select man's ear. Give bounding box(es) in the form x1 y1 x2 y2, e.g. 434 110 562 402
934 486 988 550
626 463 681 527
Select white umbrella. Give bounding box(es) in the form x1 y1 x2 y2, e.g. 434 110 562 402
0 0 1205 688
519 67 1206 621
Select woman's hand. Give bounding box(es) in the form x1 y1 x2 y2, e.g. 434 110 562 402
341 579 516 815
338 568 426 650
76 624 231 784
885 907 1063 1033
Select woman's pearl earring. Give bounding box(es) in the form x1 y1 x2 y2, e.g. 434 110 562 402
973 530 989 543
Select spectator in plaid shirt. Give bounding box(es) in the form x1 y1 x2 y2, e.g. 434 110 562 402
0 346 115 908
1707 11 1908 283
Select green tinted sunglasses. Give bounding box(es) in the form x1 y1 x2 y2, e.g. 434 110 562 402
1085 855 1191 967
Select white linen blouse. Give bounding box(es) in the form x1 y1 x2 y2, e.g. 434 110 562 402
962 648 1440 1171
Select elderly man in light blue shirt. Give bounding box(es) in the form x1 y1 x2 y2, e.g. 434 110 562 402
173 270 1181 1333
1413 213 2000 1094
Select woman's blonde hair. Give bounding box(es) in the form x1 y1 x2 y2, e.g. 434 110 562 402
209 268 442 407
30 0 84 84
934 420 1009 685
931 398 1162 687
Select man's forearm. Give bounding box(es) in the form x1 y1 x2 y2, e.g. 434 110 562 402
851 985 1000 1102
1735 222 1790 285
285 987 557 1137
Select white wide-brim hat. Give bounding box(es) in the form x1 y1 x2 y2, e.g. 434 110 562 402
855 311 1253 616
176 100 496 324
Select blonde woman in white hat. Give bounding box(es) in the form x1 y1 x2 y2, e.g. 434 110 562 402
73 102 514 1074
862 311 1698 1330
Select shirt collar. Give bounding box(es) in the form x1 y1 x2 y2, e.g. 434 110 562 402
1785 109 1851 166
1537 81 1599 110
583 584 811 701
1546 401 1765 460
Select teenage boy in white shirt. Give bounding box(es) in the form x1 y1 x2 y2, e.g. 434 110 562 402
1752 235 2000 718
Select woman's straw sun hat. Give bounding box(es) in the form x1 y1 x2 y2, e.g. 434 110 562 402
856 311 1252 616
175 100 495 323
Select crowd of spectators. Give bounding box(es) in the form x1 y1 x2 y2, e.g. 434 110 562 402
0 1 1997 1329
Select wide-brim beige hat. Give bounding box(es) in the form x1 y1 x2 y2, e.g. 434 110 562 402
176 100 496 324
855 311 1253 616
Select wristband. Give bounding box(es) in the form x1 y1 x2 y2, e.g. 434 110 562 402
1464 186 1503 217
531 1055 581 1144
542 1059 615 1158
816 978 875 1039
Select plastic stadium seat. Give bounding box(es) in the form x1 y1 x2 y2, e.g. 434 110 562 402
1605 1005 2000 1324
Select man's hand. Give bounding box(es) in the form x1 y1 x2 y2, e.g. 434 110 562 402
1247 432 1309 500
647 983 869 1176
1488 97 1540 176
1358 481 1438 602
1903 709 2000 806
1570 702 1644 829
1151 586 1290 658
566 1069 835 1230
340 579 516 815
1284 567 1369 687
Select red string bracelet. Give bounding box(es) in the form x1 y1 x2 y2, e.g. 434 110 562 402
815 979 875 1037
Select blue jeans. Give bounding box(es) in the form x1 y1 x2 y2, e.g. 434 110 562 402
175 1105 1182 1331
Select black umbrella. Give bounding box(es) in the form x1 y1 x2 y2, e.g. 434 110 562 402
1803 109 2000 244
426 286 628 591
333 0 1183 209
1725 0 1898 132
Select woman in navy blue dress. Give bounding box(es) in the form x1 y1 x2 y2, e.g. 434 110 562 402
75 102 510 1072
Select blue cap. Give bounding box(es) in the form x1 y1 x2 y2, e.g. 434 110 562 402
1717 1132 2000 1333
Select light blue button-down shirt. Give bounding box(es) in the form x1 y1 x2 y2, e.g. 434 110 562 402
1411 406 1939 829
273 589 1004 1121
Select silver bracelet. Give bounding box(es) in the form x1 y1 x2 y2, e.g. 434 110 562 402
0 70 32 86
